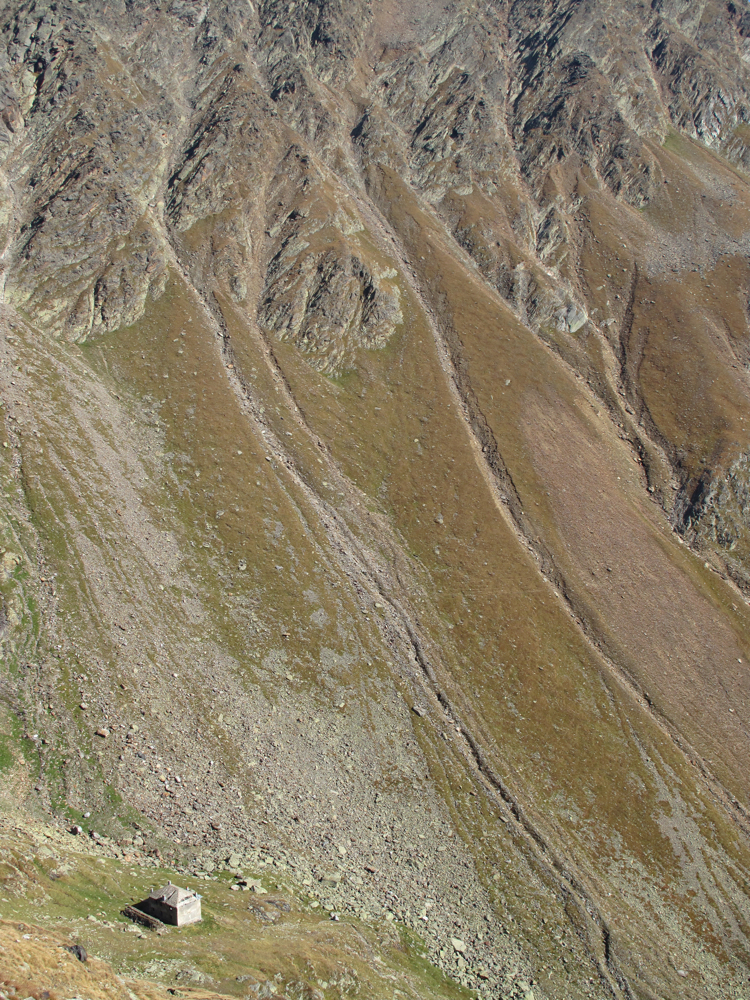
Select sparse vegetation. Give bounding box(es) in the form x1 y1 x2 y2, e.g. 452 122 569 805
0 2 749 999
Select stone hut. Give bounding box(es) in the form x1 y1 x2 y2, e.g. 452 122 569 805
142 882 202 926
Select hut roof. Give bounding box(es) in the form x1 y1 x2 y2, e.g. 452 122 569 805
149 882 198 907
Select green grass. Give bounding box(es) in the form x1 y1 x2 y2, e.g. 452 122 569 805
0 811 473 1000
0 738 14 773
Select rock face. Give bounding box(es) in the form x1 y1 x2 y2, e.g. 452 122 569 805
260 242 402 374
256 153 403 373
3 2 750 1000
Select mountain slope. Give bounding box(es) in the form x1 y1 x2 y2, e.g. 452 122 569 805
1 2 750 998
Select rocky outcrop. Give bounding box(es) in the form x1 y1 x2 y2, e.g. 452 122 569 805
259 0 371 86
0 4 178 340
260 243 402 374
258 184 402 375
688 454 750 587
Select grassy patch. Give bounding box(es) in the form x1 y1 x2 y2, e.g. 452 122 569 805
0 812 472 1000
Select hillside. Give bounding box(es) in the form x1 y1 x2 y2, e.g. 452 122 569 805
0 1 750 998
